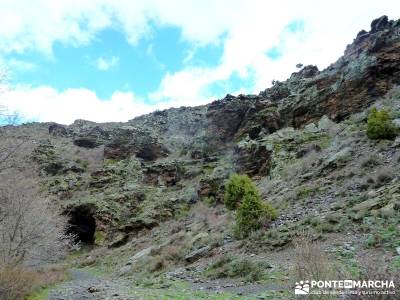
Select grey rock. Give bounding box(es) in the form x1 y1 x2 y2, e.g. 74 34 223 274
304 123 319 133
184 246 211 263
119 246 154 275
392 136 400 148
318 115 336 131
392 118 400 128
324 147 352 169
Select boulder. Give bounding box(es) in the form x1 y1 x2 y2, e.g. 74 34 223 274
352 198 384 216
322 147 352 170
184 246 211 263
109 233 129 248
304 123 319 133
119 246 154 275
318 115 336 131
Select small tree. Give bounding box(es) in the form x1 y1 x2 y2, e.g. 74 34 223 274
224 174 277 238
235 192 277 238
366 108 398 140
224 174 257 210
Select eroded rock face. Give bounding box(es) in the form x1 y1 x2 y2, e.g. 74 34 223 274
49 124 68 137
275 15 400 127
144 161 184 186
234 140 272 177
24 16 400 245
103 127 169 161
73 136 99 148
206 94 258 144
32 141 85 175
205 16 400 143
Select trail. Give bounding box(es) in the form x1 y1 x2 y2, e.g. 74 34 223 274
47 269 136 300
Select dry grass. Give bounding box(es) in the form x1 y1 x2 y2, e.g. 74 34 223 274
292 235 345 300
361 166 395 190
0 265 38 300
354 263 400 300
374 168 395 187
189 202 223 227
360 153 380 169
0 264 66 300
292 235 339 282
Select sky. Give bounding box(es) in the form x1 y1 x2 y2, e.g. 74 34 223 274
0 0 399 124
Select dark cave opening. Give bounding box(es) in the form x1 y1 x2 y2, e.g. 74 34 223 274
66 204 96 244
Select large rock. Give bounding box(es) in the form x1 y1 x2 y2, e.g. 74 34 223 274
119 246 154 275
322 147 352 170
120 216 158 233
184 245 211 263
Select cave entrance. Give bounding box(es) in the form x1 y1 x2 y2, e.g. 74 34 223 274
67 204 96 244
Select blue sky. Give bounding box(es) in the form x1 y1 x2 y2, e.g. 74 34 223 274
6 25 227 100
0 0 398 124
5 20 301 100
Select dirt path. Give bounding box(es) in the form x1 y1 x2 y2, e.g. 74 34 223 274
46 268 288 299
47 269 137 300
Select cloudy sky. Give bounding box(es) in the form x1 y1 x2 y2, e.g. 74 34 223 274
0 0 398 124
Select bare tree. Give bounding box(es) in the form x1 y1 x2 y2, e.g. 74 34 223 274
0 68 27 172
0 175 72 267
0 68 74 299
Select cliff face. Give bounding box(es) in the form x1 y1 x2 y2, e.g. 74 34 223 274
37 15 400 161
206 15 400 143
1 17 400 279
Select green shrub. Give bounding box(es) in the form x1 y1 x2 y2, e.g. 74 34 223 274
224 174 258 210
224 174 277 238
205 256 268 282
366 108 398 140
227 258 267 282
235 193 277 238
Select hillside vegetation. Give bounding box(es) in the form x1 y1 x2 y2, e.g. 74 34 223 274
1 15 400 300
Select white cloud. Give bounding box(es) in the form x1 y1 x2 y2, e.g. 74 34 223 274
149 0 400 104
96 56 119 71
0 84 210 124
0 0 400 122
0 85 153 124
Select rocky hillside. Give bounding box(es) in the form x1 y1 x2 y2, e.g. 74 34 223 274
2 15 400 299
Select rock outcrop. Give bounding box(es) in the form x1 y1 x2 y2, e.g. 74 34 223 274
20 15 400 248
205 16 400 143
